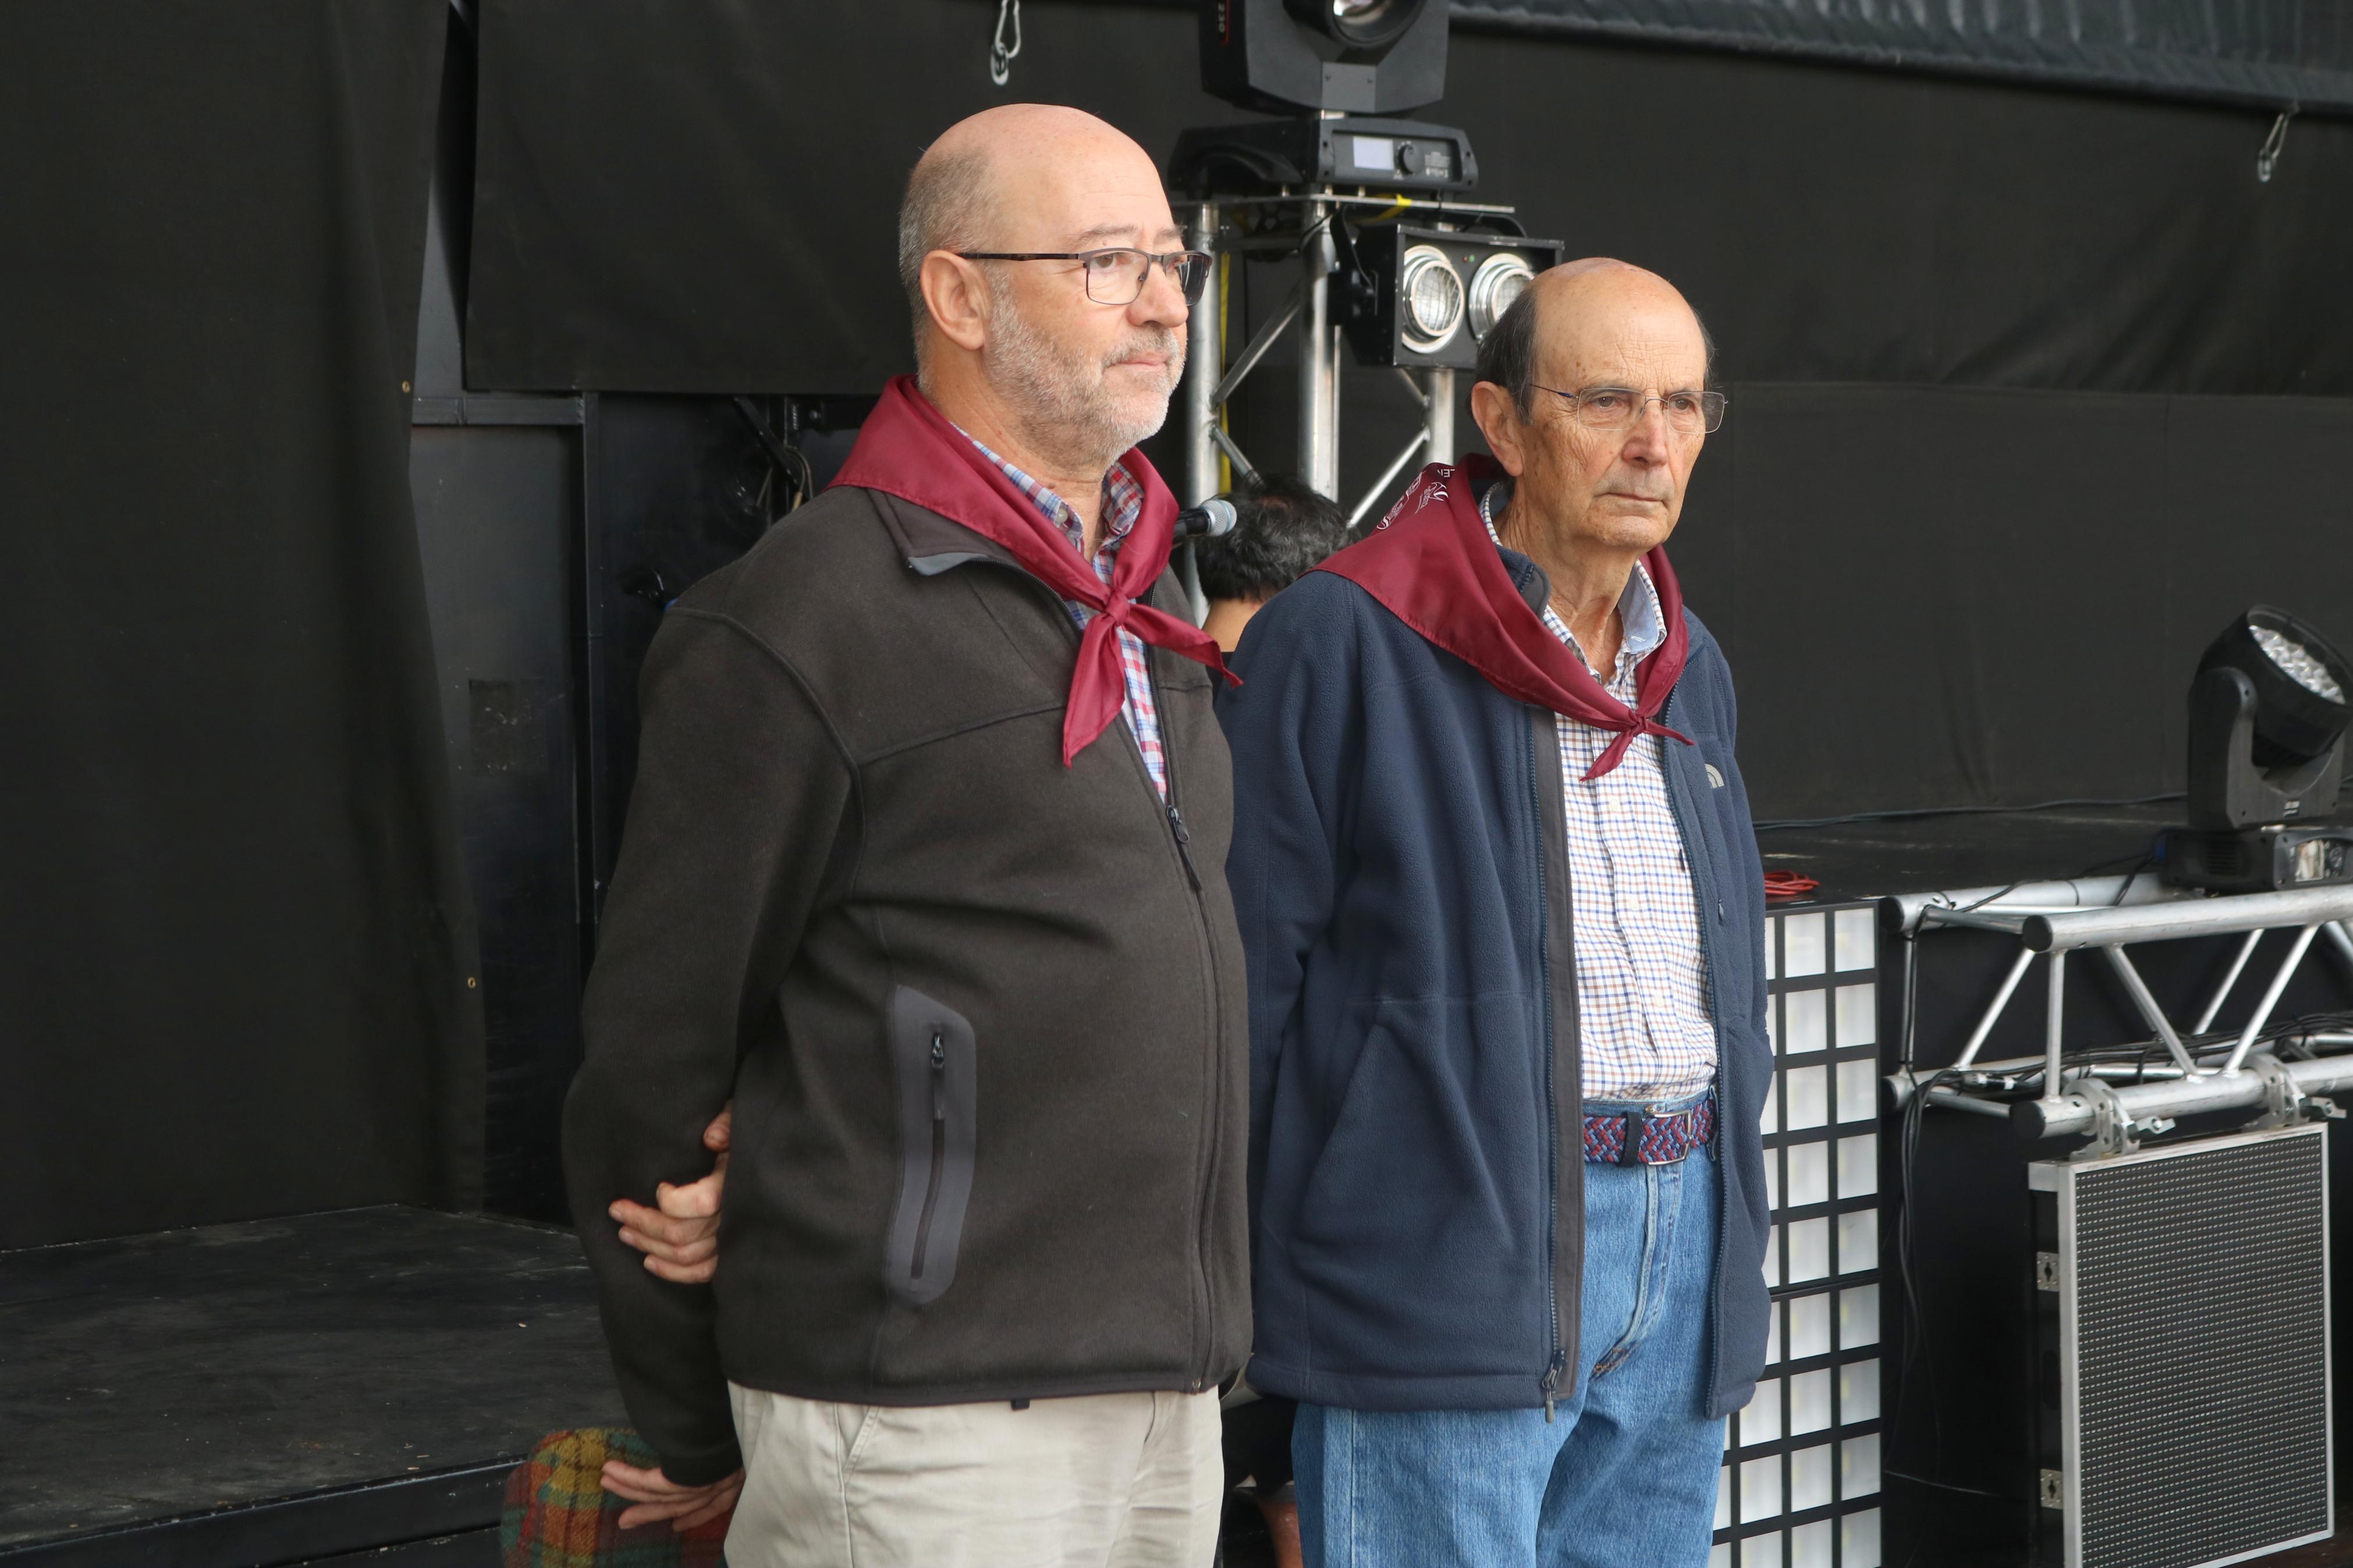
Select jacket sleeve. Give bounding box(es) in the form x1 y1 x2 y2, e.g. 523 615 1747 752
561 606 853 1484
1214 579 1362 1253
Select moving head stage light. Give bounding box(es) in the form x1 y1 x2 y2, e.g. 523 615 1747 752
2162 606 2353 893
1176 0 1477 198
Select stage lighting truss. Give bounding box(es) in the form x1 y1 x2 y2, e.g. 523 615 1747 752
1715 902 1887 1568
1887 878 2353 1154
1884 878 2353 1568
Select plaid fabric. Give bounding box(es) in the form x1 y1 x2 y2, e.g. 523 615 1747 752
1483 482 1716 1101
1581 1096 1717 1165
501 1427 730 1568
963 437 1167 797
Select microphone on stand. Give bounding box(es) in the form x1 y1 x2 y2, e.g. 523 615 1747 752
1172 497 1238 542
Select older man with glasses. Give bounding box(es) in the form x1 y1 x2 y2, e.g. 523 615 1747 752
1216 259 1772 1566
563 103 1246 1567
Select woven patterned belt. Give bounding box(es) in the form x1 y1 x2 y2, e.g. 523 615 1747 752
1582 1096 1716 1167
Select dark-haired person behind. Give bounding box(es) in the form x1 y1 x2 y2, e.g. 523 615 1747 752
1195 474 1353 653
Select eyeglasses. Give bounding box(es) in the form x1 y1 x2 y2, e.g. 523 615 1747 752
1532 383 1728 436
954 248 1215 306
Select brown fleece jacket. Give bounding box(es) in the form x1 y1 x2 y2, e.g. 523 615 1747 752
562 483 1251 1482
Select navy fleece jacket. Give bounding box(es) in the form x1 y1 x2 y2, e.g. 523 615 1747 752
1217 547 1773 1419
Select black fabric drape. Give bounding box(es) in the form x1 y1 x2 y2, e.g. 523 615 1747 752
0 2 481 1247
1668 384 2353 822
464 3 2353 397
1454 0 2353 116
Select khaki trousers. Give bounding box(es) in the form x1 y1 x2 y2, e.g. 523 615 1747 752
723 1384 1223 1568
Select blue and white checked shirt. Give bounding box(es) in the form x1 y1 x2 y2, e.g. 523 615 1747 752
960 435 1167 798
1483 481 1716 1101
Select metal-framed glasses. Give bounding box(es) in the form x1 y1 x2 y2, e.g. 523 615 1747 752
955 248 1215 306
1533 383 1727 436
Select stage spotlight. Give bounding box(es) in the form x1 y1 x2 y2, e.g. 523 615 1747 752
1176 0 1475 196
1397 244 1465 352
1341 226 1561 369
1200 0 1447 118
2160 606 2353 892
1467 253 1535 342
1297 0 1424 49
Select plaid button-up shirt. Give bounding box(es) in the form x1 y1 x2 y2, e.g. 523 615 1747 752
1484 481 1716 1102
961 436 1167 798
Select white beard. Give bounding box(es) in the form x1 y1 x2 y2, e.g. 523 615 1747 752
984 286 1180 475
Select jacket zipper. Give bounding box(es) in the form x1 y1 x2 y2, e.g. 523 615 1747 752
1166 804 1202 890
968 557 1223 1388
1157 689 1222 1393
1662 687 1734 1413
910 1028 948 1281
1531 706 1566 1421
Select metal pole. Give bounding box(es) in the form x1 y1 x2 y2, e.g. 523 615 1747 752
1953 946 2037 1071
2042 948 2067 1104
2227 923 2323 1072
1346 431 1429 531
2021 883 2353 950
1180 201 1221 509
2016 1051 2353 1140
2192 928 2266 1036
1422 367 1456 467
1299 197 1340 499
2099 944 2201 1074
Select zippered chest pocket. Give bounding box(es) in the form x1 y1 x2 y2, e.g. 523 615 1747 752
883 986 978 1307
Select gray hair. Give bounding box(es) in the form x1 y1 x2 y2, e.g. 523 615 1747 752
896 148 995 348
1472 281 1719 421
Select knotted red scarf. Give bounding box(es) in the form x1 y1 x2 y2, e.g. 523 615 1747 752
1316 454 1691 780
831 376 1233 767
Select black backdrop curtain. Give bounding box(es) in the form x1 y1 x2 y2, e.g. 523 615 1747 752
0 2 480 1248
1455 0 2353 115
459 1 2353 821
466 1 2353 396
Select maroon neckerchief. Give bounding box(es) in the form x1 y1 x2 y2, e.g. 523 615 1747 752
831 376 1234 767
1316 454 1691 780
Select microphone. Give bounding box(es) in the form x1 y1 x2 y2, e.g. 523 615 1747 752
1172 497 1238 542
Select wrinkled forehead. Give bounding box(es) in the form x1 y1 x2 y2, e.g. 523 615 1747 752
984 140 1184 253
1535 294 1708 391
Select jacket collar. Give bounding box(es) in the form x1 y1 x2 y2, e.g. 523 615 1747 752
869 490 1018 577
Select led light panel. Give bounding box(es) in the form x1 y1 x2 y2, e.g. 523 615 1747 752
1719 902 1884 1567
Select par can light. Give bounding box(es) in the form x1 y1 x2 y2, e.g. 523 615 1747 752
1397 244 1465 352
1339 225 1563 369
1467 253 1535 342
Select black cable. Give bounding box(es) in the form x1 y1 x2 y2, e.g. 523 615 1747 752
1886 1469 2014 1501
1755 792 2185 833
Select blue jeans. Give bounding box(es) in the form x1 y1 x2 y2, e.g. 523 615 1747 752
1293 1110 1724 1568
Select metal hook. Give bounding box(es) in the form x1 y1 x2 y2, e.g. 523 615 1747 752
989 0 1022 87
2258 104 2297 183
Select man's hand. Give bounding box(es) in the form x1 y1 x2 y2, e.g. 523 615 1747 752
599 1457 744 1533
611 1105 730 1284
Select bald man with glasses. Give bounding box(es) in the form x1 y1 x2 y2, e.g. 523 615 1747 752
565 105 1247 1568
1216 260 1772 1566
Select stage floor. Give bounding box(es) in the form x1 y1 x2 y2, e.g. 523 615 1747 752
0 1205 623 1567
